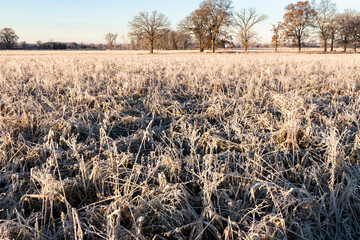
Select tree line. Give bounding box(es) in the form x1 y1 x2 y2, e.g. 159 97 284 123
276 0 360 53
124 0 360 53
1 0 359 53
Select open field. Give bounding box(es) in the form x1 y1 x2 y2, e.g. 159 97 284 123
0 51 359 239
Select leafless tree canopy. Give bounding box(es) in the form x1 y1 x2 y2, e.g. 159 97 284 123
178 0 232 53
327 11 339 51
128 11 170 54
234 8 267 52
348 12 360 52
104 33 118 50
0 28 19 49
271 22 282 52
178 8 209 52
201 0 233 53
336 11 359 52
312 0 337 52
282 1 316 52
151 28 191 50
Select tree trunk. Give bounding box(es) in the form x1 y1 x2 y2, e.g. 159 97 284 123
275 39 278 52
343 43 347 53
199 39 204 52
330 37 334 52
211 38 215 53
244 40 248 53
150 40 154 54
298 37 301 52
324 39 327 53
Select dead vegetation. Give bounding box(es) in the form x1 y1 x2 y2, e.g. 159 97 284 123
0 52 359 239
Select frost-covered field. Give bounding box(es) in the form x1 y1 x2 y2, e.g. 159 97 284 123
0 51 359 239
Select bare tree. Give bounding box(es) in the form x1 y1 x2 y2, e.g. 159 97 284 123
155 29 192 50
337 11 356 52
169 30 180 50
0 28 19 49
282 1 316 52
271 22 282 52
104 33 118 50
128 11 170 54
169 30 191 50
312 0 337 52
328 14 338 51
201 0 233 53
349 13 360 53
234 8 267 53
20 41 27 49
35 40 43 48
157 28 172 50
178 8 209 52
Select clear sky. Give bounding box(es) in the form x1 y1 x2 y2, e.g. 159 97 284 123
0 0 359 44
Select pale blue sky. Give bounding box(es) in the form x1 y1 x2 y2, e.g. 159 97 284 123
0 0 359 44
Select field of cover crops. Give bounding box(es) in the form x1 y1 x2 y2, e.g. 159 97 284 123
0 51 359 239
